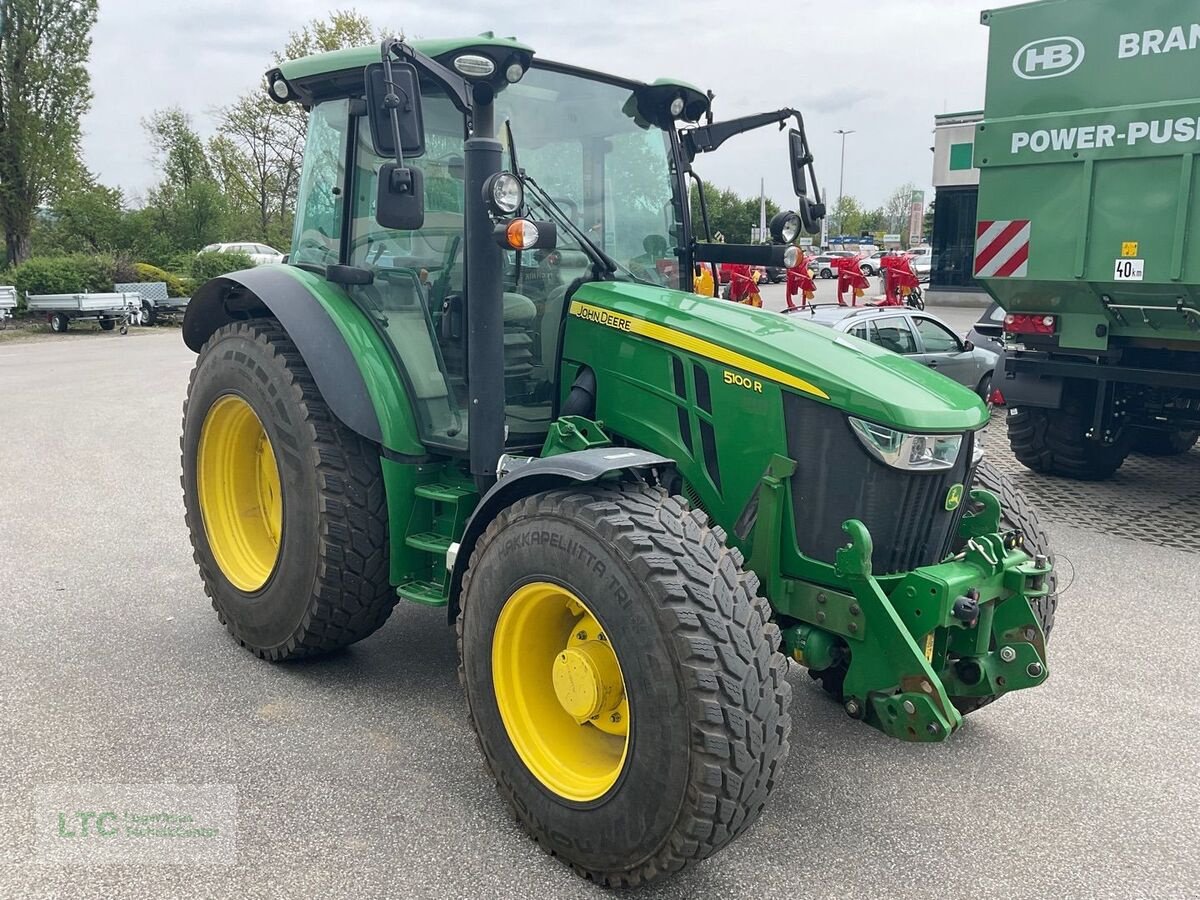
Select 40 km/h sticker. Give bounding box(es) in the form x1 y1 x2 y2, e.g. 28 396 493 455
1114 258 1145 281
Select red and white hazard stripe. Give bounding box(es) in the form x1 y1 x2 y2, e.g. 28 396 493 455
974 219 1031 278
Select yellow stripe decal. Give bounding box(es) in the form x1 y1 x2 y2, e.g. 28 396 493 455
569 301 829 400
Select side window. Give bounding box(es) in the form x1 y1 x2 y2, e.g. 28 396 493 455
915 317 961 353
848 321 869 341
871 317 918 354
291 99 349 269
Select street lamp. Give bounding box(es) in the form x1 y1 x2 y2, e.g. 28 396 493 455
834 129 856 241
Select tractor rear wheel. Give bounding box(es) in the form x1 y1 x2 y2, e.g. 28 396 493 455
181 319 395 660
457 485 790 887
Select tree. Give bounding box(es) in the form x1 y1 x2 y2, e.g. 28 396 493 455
689 182 780 245
0 0 99 265
48 180 125 253
829 195 864 238
142 107 228 251
882 182 919 243
211 10 386 250
277 9 380 61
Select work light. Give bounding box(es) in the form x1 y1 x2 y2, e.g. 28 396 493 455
484 172 524 216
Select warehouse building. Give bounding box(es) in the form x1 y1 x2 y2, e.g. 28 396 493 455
929 110 984 302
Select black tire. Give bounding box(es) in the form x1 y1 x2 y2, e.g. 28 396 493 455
50 313 68 333
1007 382 1130 480
808 458 1057 712
98 317 115 331
820 267 833 279
976 372 993 402
141 301 158 326
950 458 1057 715
457 486 790 887
181 319 395 660
1131 428 1199 456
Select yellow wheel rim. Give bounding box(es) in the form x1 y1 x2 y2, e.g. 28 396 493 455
196 394 283 592
492 582 631 802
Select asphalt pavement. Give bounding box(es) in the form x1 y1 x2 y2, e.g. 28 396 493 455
1 323 1196 900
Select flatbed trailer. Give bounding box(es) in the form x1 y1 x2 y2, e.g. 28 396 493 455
115 281 190 326
25 292 140 334
0 286 15 329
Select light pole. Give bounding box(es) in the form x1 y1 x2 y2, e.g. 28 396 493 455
834 129 855 241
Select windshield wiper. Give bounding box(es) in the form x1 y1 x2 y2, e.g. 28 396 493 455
502 119 628 280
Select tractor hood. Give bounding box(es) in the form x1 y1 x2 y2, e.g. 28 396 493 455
570 281 989 434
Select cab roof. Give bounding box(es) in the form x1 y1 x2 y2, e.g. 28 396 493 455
275 33 708 117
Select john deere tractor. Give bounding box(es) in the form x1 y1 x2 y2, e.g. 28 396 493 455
180 34 1056 885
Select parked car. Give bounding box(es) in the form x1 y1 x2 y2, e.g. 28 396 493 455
967 301 1006 355
804 306 999 398
860 250 895 277
812 254 853 279
200 242 285 266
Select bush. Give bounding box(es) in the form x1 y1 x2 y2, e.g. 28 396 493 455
192 250 255 283
11 255 115 300
133 263 189 298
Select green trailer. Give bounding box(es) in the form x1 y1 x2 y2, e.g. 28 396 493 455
979 0 1200 477
179 33 1056 885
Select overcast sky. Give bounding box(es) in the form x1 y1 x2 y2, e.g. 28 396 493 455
83 0 1026 212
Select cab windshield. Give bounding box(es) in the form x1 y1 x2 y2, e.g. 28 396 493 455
497 66 685 290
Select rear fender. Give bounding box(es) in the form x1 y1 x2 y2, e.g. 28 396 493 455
183 265 424 456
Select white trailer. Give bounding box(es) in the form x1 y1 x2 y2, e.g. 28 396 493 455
0 285 15 329
25 292 140 334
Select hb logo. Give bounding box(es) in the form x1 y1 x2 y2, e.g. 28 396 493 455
1013 36 1085 79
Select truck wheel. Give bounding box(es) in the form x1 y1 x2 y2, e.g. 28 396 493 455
141 301 159 327
181 319 395 660
1131 428 1199 456
50 313 68 333
457 486 790 886
807 459 1057 710
98 317 115 331
1006 383 1130 480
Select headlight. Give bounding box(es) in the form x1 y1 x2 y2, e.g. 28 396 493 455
783 246 801 268
484 172 523 216
849 417 963 471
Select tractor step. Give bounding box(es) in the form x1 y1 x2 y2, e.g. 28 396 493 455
396 579 447 607
414 482 475 503
405 530 453 555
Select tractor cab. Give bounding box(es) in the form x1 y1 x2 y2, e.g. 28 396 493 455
271 36 819 470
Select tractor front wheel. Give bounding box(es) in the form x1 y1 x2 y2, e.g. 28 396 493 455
457 486 790 886
181 319 396 660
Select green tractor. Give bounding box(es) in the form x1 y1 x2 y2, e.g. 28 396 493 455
180 35 1056 885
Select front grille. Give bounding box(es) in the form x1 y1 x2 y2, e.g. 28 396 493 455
783 393 973 574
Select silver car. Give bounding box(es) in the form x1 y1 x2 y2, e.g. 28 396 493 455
802 306 999 398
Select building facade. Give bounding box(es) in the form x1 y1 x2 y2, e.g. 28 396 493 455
930 110 983 296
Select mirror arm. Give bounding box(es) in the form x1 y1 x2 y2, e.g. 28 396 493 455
381 37 472 114
682 108 800 159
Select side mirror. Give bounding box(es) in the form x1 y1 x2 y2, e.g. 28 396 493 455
364 62 425 159
376 163 425 230
789 129 826 235
962 339 975 352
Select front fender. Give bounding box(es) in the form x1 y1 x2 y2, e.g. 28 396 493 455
183 265 424 456
446 447 674 621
